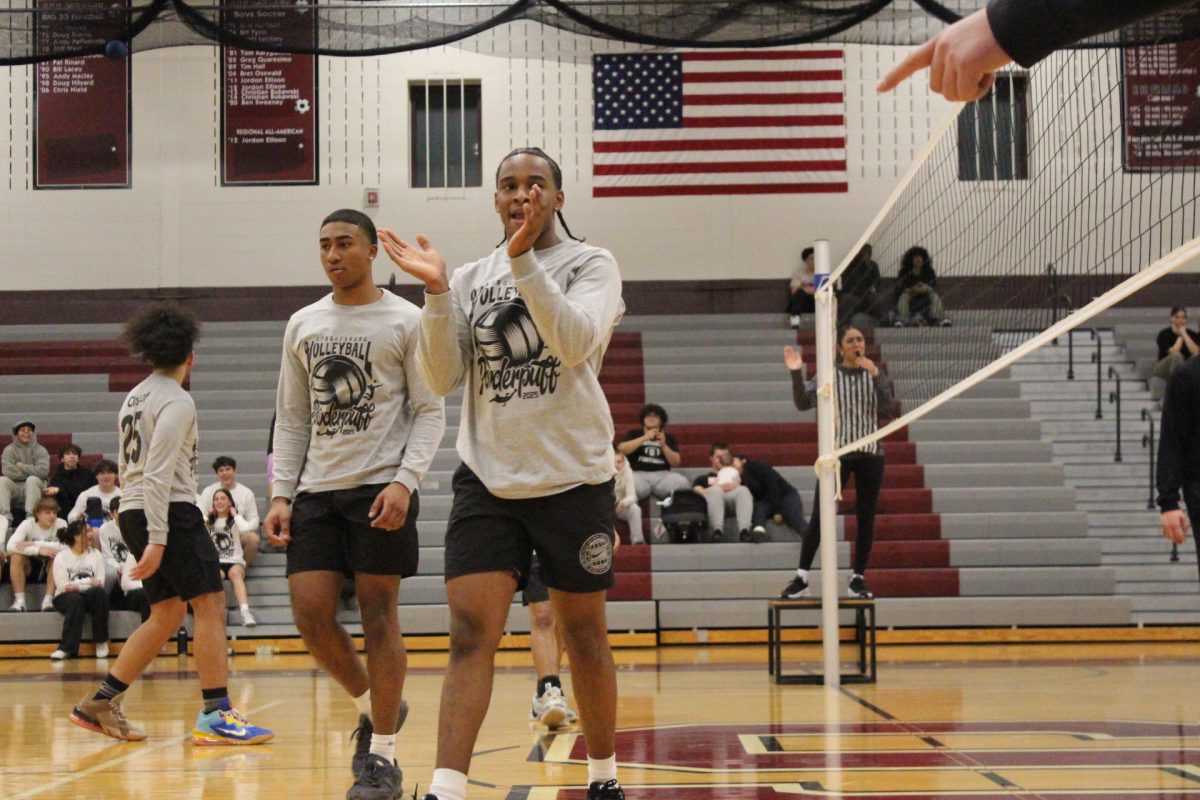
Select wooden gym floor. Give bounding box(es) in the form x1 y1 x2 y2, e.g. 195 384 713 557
1 641 1198 799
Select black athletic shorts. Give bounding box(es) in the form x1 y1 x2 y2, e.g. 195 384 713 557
446 464 615 594
218 563 242 579
286 484 420 578
119 504 223 606
521 555 549 606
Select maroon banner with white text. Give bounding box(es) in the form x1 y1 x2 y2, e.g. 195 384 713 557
33 0 130 189
221 4 318 185
1123 40 1200 172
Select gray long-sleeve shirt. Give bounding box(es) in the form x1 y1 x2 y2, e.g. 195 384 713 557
419 240 625 499
2 437 49 483
273 291 445 500
117 373 201 546
791 365 895 456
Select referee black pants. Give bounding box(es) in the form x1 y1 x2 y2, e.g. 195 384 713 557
799 453 884 576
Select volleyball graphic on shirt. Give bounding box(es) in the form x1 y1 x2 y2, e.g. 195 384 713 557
475 299 543 366
211 527 236 559
67 566 95 583
473 295 563 406
312 355 371 409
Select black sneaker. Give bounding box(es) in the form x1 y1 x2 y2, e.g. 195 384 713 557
710 529 724 542
346 754 403 800
738 528 753 543
588 779 626 799
848 574 873 598
779 575 810 598
351 700 410 778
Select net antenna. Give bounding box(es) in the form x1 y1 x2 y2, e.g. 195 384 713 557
811 36 1200 679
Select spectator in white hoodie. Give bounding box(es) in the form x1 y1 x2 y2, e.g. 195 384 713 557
50 519 110 660
68 460 121 524
6 497 66 611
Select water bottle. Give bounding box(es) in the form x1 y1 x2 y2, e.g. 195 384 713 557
176 627 188 656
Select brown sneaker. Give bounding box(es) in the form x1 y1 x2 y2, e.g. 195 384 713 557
69 692 147 741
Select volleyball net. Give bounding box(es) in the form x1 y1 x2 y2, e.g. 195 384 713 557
825 41 1200 459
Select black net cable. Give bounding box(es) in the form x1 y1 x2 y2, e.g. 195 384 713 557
2 0 1200 65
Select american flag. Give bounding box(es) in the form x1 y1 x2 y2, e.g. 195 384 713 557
592 50 847 198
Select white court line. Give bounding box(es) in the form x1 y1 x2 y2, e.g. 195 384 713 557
4 699 284 800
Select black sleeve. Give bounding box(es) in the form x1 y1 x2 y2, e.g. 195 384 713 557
988 0 1195 68
1157 328 1175 360
621 429 641 442
693 473 712 489
665 433 680 451
1156 365 1198 512
925 264 937 288
790 368 816 412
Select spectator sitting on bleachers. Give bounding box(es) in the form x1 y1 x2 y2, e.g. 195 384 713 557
206 488 257 628
118 551 150 622
1153 306 1199 382
198 456 261 567
0 421 50 525
691 442 754 543
618 403 691 501
894 246 949 327
5 497 66 611
95 498 149 622
96 497 130 597
732 454 806 543
49 519 110 661
45 444 97 518
838 245 885 327
787 247 816 328
67 459 121 524
612 449 643 545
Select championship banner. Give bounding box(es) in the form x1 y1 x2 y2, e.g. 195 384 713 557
221 2 318 186
1122 40 1200 171
33 0 131 189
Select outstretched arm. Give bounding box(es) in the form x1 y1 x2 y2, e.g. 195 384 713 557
879 1 1194 101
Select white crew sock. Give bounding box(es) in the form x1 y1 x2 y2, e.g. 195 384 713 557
796 569 809 582
353 689 371 716
428 767 468 800
369 732 396 761
588 753 618 784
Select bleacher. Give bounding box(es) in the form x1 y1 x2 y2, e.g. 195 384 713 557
0 312 1137 652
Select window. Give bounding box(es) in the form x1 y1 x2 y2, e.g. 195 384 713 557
957 73 1029 181
410 80 482 188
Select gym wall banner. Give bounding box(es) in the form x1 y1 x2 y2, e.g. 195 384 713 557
220 2 318 186
33 0 131 189
1122 39 1200 172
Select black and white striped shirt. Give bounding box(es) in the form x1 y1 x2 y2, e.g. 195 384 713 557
790 365 896 456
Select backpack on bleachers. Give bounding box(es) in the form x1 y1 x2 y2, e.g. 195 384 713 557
660 489 710 544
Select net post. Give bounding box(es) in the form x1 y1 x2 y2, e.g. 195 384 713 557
813 239 840 688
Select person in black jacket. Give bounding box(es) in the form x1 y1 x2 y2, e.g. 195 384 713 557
879 0 1196 101
45 444 97 519
894 246 948 327
1157 355 1200 580
732 455 805 542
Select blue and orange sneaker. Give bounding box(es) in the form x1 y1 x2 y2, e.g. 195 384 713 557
192 699 274 746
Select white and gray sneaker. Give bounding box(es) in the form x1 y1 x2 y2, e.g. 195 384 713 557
530 685 575 729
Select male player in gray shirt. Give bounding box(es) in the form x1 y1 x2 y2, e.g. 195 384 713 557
70 305 272 746
265 209 445 800
380 147 627 800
